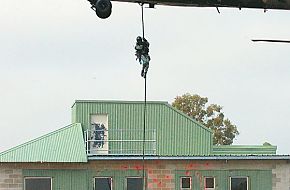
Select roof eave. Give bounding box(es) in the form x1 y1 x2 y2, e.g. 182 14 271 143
87 155 290 161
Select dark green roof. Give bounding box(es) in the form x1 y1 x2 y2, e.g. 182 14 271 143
0 123 87 163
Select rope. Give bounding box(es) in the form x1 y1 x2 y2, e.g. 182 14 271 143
141 4 147 190
142 75 147 190
141 4 145 39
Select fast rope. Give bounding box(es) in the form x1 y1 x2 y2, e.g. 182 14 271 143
141 4 145 39
142 71 147 190
141 3 147 190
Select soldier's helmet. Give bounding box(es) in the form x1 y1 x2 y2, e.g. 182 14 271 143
136 36 142 42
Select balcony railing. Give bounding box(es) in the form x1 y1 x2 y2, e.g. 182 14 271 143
84 129 157 156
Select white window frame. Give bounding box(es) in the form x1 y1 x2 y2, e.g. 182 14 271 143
125 176 146 190
180 176 192 190
24 177 52 190
229 176 249 190
204 176 215 190
94 177 113 190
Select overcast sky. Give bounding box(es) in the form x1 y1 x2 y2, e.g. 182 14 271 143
1 0 290 154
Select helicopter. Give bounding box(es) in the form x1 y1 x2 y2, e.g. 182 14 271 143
87 0 290 19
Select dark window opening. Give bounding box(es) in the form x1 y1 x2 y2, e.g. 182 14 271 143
231 177 248 190
205 177 215 188
127 177 143 190
95 177 112 190
25 178 51 190
181 177 191 189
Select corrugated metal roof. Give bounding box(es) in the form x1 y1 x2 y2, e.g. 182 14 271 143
212 145 277 155
88 155 290 160
0 123 87 163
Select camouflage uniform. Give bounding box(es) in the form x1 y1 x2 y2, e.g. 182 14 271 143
135 36 150 78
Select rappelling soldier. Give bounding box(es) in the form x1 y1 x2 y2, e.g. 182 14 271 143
135 36 150 78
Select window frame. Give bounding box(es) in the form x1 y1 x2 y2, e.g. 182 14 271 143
126 176 143 190
204 176 215 190
180 176 192 190
24 177 52 190
94 177 113 190
229 176 249 190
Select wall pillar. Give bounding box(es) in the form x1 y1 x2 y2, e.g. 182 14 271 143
0 169 22 190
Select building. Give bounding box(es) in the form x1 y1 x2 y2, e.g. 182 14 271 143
0 100 289 190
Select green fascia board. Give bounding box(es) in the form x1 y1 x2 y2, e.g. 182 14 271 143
0 123 87 163
72 99 168 105
212 145 277 155
87 155 290 160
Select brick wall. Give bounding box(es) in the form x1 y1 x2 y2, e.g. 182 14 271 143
0 169 22 190
272 162 290 190
0 160 289 190
88 160 274 190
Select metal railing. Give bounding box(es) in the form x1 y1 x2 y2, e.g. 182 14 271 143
84 129 157 156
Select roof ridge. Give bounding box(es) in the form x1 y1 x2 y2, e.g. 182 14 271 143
0 123 80 156
72 100 169 108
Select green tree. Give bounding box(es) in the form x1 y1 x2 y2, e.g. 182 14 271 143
172 93 239 145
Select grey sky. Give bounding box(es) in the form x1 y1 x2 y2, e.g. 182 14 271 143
0 0 290 154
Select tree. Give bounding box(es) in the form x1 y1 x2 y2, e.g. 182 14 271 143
172 93 239 145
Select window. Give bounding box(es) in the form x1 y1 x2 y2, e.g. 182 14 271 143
230 177 248 190
95 177 112 190
204 177 215 189
90 114 109 155
24 177 51 190
180 177 191 189
126 177 143 190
